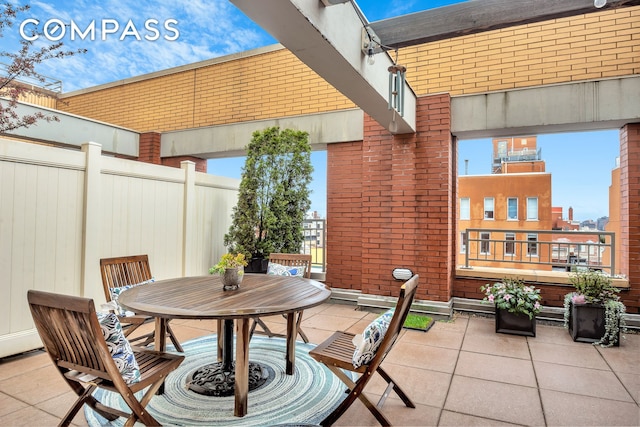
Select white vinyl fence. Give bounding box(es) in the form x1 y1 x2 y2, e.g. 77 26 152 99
0 138 239 357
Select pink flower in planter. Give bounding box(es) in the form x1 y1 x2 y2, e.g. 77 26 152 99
534 302 541 310
488 294 494 303
572 294 586 305
503 294 512 301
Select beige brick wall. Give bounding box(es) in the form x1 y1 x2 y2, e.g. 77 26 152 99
58 7 640 133
401 7 640 95
59 49 355 133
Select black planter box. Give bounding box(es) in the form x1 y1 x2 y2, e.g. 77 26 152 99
495 308 536 337
568 302 619 346
244 257 269 274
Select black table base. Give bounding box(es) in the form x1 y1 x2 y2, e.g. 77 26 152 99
187 361 273 397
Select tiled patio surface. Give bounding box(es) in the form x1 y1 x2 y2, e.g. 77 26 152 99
1 301 638 426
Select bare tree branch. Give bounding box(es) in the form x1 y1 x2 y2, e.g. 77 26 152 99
0 2 86 133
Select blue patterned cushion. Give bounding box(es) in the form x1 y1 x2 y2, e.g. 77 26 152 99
352 309 394 368
267 262 305 277
97 312 140 384
109 278 154 315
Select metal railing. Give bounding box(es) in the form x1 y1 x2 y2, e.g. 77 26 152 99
302 218 326 272
0 62 63 93
462 228 615 275
493 148 542 167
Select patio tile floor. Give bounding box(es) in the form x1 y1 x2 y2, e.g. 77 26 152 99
0 301 638 426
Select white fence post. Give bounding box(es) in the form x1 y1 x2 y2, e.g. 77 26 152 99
181 160 196 276
81 142 104 303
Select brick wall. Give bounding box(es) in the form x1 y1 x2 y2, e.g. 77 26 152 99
326 141 363 291
454 276 573 306
401 7 640 96
57 7 639 134
58 49 355 133
139 132 161 164
161 156 207 172
326 94 454 302
618 123 640 313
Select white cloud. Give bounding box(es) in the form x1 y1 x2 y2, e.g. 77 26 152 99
6 0 274 91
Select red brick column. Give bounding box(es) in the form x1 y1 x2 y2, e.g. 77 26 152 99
161 156 207 172
326 94 454 302
326 141 364 290
139 132 162 164
140 132 207 172
619 123 640 313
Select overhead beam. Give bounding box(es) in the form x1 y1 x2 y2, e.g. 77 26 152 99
229 0 416 134
370 0 640 48
451 76 640 139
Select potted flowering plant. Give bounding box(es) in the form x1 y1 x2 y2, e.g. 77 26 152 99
209 253 248 291
564 269 625 347
480 277 542 337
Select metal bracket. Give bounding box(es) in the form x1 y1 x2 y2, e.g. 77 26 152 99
361 26 383 56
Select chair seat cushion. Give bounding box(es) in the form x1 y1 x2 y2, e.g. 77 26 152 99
352 309 394 368
97 312 141 384
267 262 305 277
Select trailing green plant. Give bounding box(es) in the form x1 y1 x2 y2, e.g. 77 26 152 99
480 277 542 320
224 127 313 260
564 270 626 347
600 299 626 347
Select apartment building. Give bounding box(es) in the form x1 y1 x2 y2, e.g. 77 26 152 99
458 137 553 270
458 136 616 274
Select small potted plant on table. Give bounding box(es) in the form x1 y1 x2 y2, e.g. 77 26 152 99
564 270 625 347
481 277 542 337
209 253 248 291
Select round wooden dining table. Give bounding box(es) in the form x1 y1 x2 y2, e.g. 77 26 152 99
117 273 331 417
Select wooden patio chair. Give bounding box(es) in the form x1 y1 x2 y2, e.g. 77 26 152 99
250 253 313 343
309 274 419 426
27 289 184 427
100 255 183 352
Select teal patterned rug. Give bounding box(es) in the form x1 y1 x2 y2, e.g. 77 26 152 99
85 335 348 426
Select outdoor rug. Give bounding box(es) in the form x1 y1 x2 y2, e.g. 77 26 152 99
85 335 350 426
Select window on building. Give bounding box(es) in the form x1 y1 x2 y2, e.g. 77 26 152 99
484 198 494 219
527 197 538 220
507 197 518 220
505 233 515 256
460 231 467 253
480 232 490 254
460 197 470 220
527 233 538 256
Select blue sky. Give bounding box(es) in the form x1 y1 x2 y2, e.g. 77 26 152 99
3 0 618 221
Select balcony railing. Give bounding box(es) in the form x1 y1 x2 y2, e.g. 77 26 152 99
461 228 615 275
302 218 326 272
493 147 542 166
1 62 63 93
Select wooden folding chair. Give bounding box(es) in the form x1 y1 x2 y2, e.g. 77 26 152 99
100 255 183 352
309 274 419 426
250 253 313 343
27 289 184 427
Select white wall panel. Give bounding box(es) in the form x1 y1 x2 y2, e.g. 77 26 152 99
0 138 239 357
0 148 85 355
193 175 239 275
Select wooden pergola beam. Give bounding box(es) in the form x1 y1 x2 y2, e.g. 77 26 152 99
369 0 640 49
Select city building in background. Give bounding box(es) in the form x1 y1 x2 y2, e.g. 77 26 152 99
458 136 615 273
